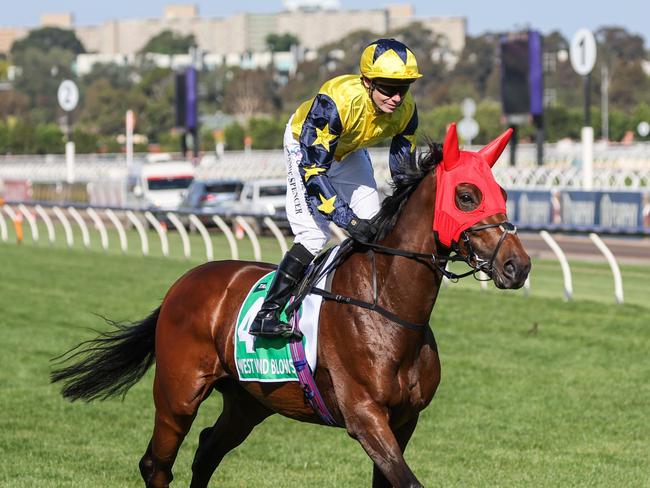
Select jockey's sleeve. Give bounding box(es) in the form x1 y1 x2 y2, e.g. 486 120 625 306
297 93 357 229
389 105 418 185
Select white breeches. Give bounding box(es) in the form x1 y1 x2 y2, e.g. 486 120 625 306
283 118 380 255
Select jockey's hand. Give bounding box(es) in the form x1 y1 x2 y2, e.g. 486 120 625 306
347 218 377 243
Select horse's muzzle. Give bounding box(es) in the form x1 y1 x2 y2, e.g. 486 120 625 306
492 254 531 289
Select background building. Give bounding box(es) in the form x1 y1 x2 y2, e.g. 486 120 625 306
0 3 466 60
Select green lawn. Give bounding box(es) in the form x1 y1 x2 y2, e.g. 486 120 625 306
1 241 649 487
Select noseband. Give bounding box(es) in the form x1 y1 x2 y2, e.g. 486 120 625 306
454 221 518 280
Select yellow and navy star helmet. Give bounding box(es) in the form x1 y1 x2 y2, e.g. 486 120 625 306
359 38 422 82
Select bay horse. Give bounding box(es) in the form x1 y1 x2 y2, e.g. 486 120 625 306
52 124 531 488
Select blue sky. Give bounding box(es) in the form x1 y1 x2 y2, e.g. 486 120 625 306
3 0 649 45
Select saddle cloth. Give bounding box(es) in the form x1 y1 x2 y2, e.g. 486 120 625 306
234 245 340 382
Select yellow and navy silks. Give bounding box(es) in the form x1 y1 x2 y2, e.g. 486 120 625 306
290 74 418 229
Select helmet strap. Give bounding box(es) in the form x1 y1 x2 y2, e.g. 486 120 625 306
361 77 383 114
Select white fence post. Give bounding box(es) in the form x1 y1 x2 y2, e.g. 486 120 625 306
212 215 239 260
539 230 573 301
68 207 91 248
188 214 213 262
126 210 149 256
263 216 288 256
105 209 128 253
523 275 531 297
144 211 169 257
589 233 624 304
2 204 17 221
35 205 56 244
0 210 7 242
18 204 39 242
2 204 19 243
166 212 191 259
235 216 261 261
442 262 450 288
478 271 489 290
52 206 74 248
86 208 109 252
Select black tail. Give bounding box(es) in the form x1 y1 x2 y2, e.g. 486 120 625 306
51 308 160 402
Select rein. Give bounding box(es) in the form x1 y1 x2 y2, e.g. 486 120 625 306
288 220 517 332
363 219 517 282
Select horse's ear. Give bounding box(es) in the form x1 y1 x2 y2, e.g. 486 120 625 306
442 123 460 170
479 128 513 167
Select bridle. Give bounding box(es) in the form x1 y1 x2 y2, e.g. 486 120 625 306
289 217 518 332
451 220 518 280
360 218 518 282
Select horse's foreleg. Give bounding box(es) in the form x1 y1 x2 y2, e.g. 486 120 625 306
190 381 273 488
345 404 423 488
371 415 420 488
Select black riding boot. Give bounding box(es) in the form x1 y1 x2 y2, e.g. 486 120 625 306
249 243 313 338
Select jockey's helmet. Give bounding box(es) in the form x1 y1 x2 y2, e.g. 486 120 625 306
359 38 422 84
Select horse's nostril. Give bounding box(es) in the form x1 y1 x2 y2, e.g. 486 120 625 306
503 260 516 279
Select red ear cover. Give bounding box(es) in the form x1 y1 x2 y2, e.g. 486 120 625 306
478 128 513 167
442 123 460 171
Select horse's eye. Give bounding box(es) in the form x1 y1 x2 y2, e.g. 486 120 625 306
455 183 481 211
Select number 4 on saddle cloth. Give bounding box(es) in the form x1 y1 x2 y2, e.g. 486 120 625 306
234 245 342 383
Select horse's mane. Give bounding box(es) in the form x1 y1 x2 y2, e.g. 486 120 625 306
372 140 443 242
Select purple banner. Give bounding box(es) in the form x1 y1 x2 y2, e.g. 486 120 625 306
528 30 543 116
185 67 197 129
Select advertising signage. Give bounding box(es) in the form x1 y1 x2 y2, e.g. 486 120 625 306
506 190 649 234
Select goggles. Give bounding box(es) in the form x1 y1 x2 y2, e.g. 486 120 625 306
372 82 410 98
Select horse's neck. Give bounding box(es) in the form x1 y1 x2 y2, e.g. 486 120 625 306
382 172 437 254
376 171 441 325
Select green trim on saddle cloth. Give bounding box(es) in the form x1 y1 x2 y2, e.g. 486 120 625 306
234 271 305 382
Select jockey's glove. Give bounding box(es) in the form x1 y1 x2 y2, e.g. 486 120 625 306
347 218 377 243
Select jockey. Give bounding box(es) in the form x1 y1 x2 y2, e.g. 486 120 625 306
250 38 422 338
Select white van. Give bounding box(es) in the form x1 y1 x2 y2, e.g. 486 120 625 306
217 179 287 216
126 160 195 210
216 178 289 234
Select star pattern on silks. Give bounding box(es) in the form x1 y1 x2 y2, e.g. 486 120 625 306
317 194 337 214
303 164 327 182
404 133 417 152
312 124 337 152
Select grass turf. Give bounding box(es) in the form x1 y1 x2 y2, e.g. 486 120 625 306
0 241 649 487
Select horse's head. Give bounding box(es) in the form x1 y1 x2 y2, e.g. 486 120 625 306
433 123 531 289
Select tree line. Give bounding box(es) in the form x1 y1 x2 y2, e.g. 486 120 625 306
0 24 649 155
